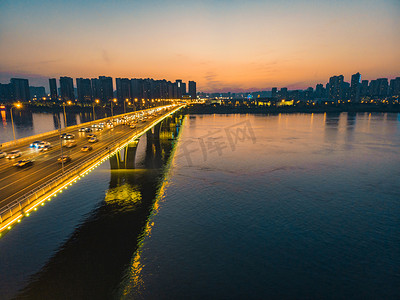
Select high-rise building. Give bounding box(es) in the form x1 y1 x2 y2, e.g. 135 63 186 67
91 78 100 101
98 76 113 102
369 80 379 97
76 78 92 102
49 78 58 101
328 75 344 102
60 76 75 102
350 72 361 102
131 79 143 100
10 78 30 102
315 84 325 98
280 87 288 99
188 81 197 100
29 86 46 100
377 78 388 98
181 82 187 95
389 77 400 96
0 83 11 103
176 79 183 98
116 78 132 103
304 87 314 100
271 87 278 98
360 80 369 97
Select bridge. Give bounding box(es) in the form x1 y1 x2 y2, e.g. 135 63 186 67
0 104 185 235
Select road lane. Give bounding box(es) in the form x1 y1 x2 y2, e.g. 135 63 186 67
0 107 175 210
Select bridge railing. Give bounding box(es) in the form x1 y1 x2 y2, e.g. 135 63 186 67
0 104 184 229
0 105 174 150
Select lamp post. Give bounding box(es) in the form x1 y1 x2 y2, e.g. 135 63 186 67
10 102 22 144
124 98 129 114
62 102 67 127
110 98 117 117
55 114 65 174
93 99 99 121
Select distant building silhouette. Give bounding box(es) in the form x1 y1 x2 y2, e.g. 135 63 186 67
377 78 388 98
329 75 344 102
49 78 58 101
60 76 75 102
350 72 361 102
271 87 277 98
116 78 132 103
360 80 369 97
176 80 183 98
189 81 197 100
389 77 400 96
76 78 92 102
99 76 114 102
10 78 30 102
181 82 186 96
29 86 46 100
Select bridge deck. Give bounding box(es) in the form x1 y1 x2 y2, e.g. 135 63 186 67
0 105 184 233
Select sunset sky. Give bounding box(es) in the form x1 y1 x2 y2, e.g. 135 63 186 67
0 0 399 92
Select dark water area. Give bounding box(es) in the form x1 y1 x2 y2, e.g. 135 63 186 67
0 112 399 299
123 112 400 299
0 113 182 299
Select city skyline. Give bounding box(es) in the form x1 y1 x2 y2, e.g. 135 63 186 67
1 0 399 92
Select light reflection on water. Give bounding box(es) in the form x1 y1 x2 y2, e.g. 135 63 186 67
0 110 96 144
0 113 183 299
0 112 399 299
121 112 400 299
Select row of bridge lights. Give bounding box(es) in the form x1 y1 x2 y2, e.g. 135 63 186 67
0 104 181 237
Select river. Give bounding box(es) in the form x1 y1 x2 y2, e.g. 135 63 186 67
0 112 399 299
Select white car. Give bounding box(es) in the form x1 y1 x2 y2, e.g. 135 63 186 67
6 150 22 159
88 137 98 143
64 140 77 148
37 141 50 149
39 145 52 152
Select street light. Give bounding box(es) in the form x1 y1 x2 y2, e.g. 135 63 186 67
93 99 99 121
62 102 67 126
10 102 22 143
110 98 117 117
124 98 129 114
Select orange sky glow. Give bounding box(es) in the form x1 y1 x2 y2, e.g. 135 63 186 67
0 0 399 92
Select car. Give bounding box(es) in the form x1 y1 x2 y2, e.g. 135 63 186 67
64 133 75 140
64 140 77 148
30 140 43 148
37 141 50 149
13 159 33 168
0 151 6 158
39 145 52 152
130 124 136 129
78 127 86 132
6 150 22 159
93 127 103 131
84 127 92 132
87 133 96 138
88 137 98 143
81 145 93 152
58 155 71 163
60 133 67 138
